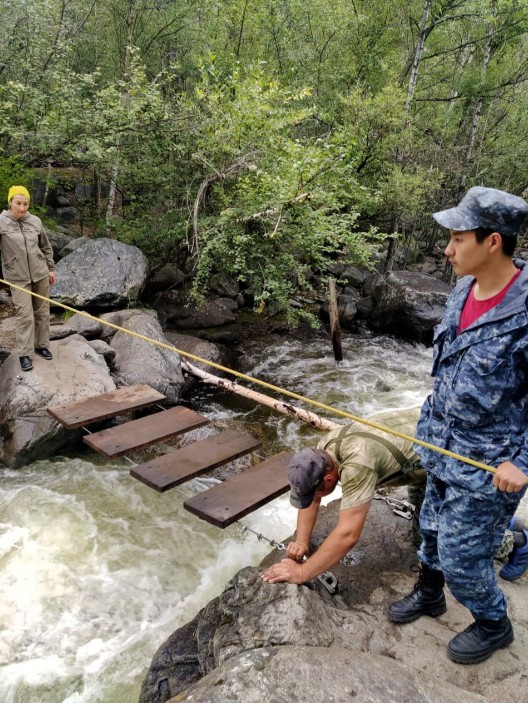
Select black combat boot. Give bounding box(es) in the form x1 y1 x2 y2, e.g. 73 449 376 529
447 615 514 664
387 563 447 624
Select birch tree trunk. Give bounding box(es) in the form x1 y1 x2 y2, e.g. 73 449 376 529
461 13 494 189
181 360 341 432
405 0 432 113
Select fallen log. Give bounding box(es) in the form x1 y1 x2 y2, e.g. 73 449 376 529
181 360 341 432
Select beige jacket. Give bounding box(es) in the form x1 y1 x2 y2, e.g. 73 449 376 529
0 210 55 285
317 406 424 510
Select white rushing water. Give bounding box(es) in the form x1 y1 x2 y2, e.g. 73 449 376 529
0 332 433 703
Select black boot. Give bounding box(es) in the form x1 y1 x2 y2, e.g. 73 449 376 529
19 356 33 371
387 563 446 624
447 615 514 664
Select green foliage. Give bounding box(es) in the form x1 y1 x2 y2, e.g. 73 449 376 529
0 158 30 205
0 0 527 318
175 63 389 318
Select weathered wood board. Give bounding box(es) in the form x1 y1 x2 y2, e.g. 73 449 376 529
47 384 166 429
130 430 262 492
83 406 210 457
183 451 293 528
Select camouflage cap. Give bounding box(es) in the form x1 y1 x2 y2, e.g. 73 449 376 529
287 448 329 509
433 186 528 237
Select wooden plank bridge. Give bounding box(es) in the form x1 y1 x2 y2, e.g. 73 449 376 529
47 384 292 528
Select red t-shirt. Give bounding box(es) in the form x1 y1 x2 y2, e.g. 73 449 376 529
458 268 521 335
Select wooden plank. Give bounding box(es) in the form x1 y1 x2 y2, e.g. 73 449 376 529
183 451 293 528
83 406 210 457
130 430 262 492
47 384 166 429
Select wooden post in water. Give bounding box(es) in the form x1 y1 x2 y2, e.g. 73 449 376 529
328 278 343 362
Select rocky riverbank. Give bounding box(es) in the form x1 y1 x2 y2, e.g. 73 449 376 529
139 495 528 703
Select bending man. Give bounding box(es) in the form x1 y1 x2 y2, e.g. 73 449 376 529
261 406 527 587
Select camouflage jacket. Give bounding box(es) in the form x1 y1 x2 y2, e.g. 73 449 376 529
416 259 528 496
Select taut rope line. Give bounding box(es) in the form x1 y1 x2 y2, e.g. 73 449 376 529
0 277 496 474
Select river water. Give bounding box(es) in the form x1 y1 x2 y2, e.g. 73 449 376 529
0 331 434 703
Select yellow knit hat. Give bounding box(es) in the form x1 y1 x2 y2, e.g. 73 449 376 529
7 185 30 203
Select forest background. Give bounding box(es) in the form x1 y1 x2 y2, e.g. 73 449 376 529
1 0 527 321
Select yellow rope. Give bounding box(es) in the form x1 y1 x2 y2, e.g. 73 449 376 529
1 277 497 474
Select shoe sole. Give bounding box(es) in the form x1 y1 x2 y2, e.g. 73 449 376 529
21 366 33 371
388 603 447 624
447 632 514 665
499 569 528 581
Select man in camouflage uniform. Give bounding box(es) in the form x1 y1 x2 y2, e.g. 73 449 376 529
260 406 522 587
261 407 424 585
387 187 528 665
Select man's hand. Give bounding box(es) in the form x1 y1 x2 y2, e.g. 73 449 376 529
49 271 57 285
261 558 306 584
493 461 528 493
286 540 308 561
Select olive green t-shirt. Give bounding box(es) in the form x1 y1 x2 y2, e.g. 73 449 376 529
317 407 424 510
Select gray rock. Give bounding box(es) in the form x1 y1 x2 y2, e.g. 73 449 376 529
209 275 239 299
74 183 91 202
215 297 238 311
355 295 375 320
320 293 358 327
164 331 227 376
109 312 184 403
67 313 104 339
325 262 345 277
49 323 76 340
340 264 371 290
172 646 488 703
166 300 236 329
98 308 159 342
56 206 79 223
56 195 71 207
146 265 186 294
363 272 384 297
51 238 148 308
44 227 72 260
60 236 91 258
30 177 57 206
0 335 115 467
370 271 451 343
87 339 116 366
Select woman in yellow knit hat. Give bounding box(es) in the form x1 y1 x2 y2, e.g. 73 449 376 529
0 186 57 371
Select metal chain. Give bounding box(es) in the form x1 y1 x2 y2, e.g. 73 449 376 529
374 491 415 520
241 525 338 594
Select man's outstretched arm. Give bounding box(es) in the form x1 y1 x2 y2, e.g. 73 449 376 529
261 501 371 585
286 498 321 561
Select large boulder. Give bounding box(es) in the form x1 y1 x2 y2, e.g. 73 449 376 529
0 311 16 363
51 238 148 309
167 647 487 703
165 299 237 329
164 331 228 376
370 270 451 343
0 335 115 467
44 227 73 260
319 293 358 327
145 264 186 294
107 311 184 403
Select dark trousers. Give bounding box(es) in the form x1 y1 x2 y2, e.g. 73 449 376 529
418 474 523 620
